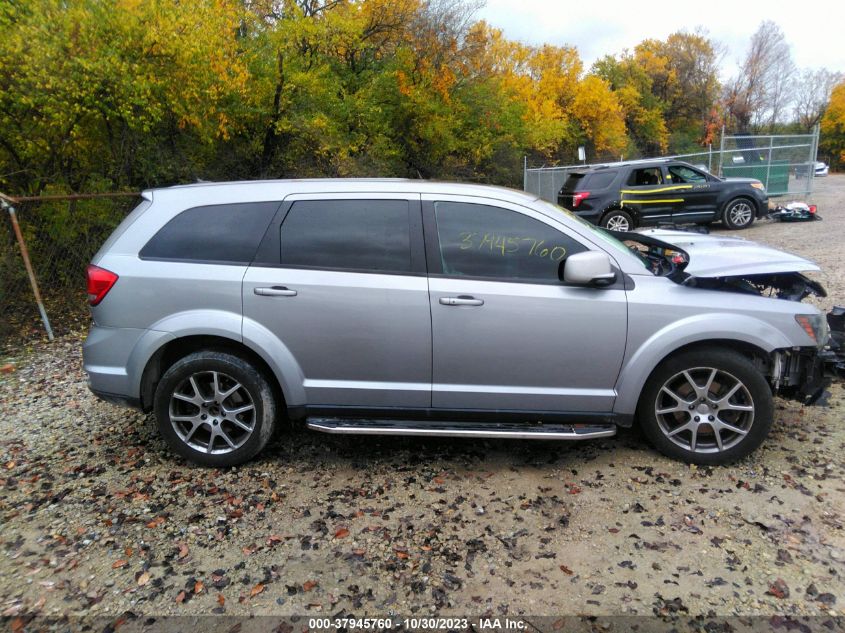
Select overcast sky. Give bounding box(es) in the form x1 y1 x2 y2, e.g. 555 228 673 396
477 0 845 79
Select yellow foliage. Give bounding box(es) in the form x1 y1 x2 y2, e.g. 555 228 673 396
572 76 627 153
821 81 845 163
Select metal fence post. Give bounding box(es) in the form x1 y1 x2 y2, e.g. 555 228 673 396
1 197 54 341
718 126 726 177
764 136 774 192
808 124 819 197
523 156 527 193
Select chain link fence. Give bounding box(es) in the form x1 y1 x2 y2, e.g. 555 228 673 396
1 193 140 348
524 128 820 203
717 131 818 196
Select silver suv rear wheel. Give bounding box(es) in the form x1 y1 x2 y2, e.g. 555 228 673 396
169 370 256 454
154 351 276 466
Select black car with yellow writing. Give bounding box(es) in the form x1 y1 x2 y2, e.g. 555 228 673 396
557 159 769 231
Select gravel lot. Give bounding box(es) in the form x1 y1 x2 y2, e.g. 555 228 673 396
1 177 844 624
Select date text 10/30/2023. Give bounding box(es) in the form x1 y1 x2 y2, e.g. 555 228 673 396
308 617 528 630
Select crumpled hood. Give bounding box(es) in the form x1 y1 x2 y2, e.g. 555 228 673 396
638 228 820 277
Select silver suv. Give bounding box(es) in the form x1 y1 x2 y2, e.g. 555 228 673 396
83 180 840 467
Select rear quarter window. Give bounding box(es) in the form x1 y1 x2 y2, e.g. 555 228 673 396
93 198 150 263
584 171 617 189
139 202 281 264
562 173 586 192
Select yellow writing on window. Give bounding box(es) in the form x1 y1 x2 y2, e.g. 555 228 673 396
457 232 567 262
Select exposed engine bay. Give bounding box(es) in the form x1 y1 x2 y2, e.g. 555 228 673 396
687 273 826 301
609 227 826 301
608 227 845 399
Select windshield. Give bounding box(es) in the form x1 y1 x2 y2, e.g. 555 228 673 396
535 199 650 270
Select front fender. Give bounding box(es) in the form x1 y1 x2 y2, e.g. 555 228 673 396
613 313 792 416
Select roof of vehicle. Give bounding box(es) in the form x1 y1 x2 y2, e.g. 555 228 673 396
142 178 541 206
571 158 696 173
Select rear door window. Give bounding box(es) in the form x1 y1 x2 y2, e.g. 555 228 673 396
140 202 280 264
279 199 413 273
626 168 663 186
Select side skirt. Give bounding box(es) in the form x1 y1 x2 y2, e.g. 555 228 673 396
306 418 616 440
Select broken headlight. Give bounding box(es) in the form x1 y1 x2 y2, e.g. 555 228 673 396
795 314 829 346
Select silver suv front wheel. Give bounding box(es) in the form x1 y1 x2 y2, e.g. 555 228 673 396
637 349 773 464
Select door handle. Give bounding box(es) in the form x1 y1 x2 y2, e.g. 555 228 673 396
254 286 297 297
440 296 484 306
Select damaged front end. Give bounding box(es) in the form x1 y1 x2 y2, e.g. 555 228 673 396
823 307 845 380
610 228 845 404
770 309 845 405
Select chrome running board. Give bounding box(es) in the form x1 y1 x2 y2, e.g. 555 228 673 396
305 418 616 440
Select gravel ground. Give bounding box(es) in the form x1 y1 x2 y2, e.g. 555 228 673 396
1 176 844 623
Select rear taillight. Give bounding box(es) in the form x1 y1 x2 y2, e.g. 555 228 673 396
572 191 590 208
809 205 817 214
86 264 118 306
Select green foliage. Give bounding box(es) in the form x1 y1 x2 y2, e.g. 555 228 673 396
0 1 735 192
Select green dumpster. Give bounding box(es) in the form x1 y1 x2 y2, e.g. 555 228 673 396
722 159 790 196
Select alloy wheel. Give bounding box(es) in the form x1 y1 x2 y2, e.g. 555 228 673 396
168 370 256 454
653 366 755 454
605 215 631 231
728 201 753 227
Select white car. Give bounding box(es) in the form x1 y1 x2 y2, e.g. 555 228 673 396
795 161 829 178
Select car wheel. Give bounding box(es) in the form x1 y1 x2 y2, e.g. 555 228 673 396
722 198 756 230
154 351 276 467
637 349 773 465
601 209 633 231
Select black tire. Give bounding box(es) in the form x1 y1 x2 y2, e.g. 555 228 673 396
154 351 276 467
722 197 756 230
600 209 634 231
636 348 773 465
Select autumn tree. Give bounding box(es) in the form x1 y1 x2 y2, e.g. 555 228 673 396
725 20 795 132
820 80 845 169
634 31 721 150
794 69 843 131
591 54 668 155
0 0 250 193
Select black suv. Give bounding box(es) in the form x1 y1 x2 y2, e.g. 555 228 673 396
557 159 769 231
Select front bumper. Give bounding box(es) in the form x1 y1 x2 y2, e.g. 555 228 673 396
774 348 828 405
824 306 845 378
777 307 845 404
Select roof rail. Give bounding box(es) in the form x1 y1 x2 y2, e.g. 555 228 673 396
586 157 674 169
